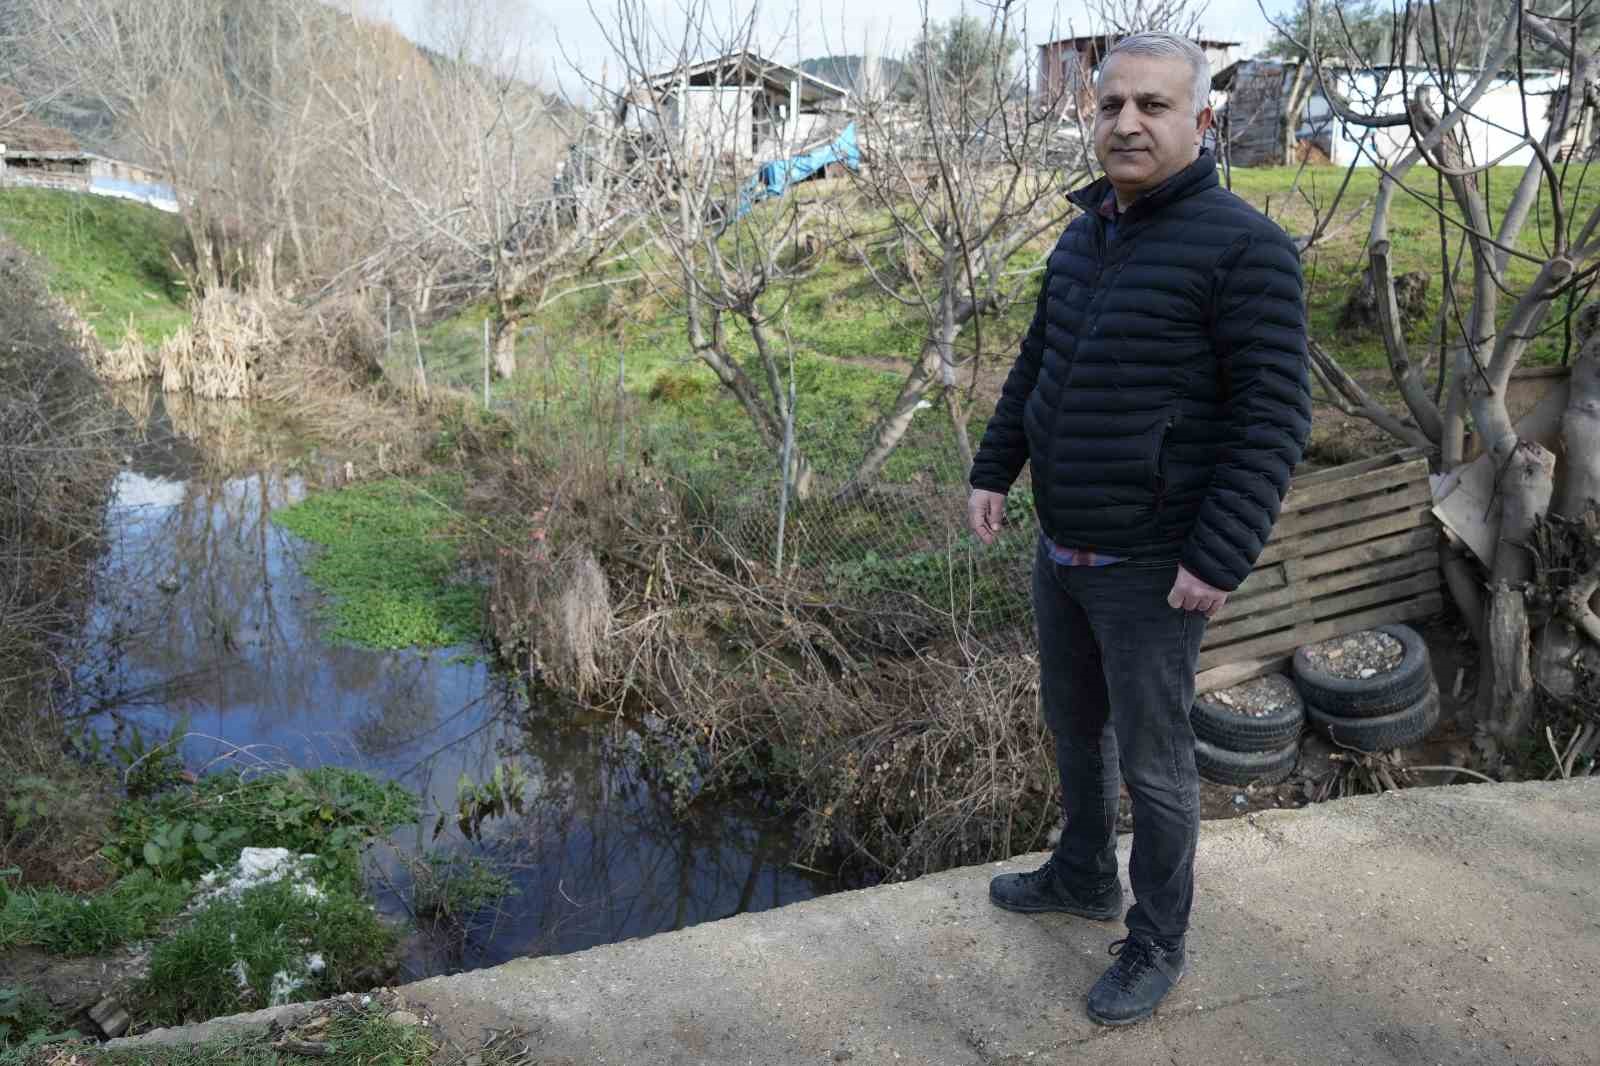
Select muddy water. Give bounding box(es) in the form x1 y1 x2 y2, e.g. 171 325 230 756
75 399 829 979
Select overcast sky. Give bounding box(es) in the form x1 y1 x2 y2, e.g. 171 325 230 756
369 0 1288 96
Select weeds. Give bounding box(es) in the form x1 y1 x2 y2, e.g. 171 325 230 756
407 853 516 925
108 769 418 886
0 871 191 956
138 880 397 1026
272 478 480 649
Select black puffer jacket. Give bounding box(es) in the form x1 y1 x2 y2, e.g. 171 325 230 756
970 152 1311 593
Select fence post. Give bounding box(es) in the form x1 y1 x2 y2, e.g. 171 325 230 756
483 317 491 409
408 307 427 398
384 290 392 365
775 356 797 575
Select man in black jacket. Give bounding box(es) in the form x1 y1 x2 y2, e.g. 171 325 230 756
967 32 1311 1026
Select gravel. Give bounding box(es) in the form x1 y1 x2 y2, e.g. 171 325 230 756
1300 629 1405 680
1206 673 1300 717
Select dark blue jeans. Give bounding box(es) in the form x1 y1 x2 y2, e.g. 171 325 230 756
1033 536 1206 943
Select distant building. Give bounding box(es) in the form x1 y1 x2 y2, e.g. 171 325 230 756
0 147 179 212
1213 58 1573 168
620 51 852 160
1036 34 1240 115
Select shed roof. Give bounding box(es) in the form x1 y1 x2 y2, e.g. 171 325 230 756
641 51 850 108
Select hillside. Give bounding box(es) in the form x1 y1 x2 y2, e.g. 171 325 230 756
0 187 190 346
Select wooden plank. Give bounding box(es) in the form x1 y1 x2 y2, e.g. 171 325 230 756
1310 570 1440 622
1281 457 1430 514
1257 506 1433 567
1210 551 1439 628
1196 654 1293 693
1197 593 1443 671
1231 561 1287 601
1203 600 1313 647
1203 571 1438 649
1300 550 1439 599
1270 481 1432 541
1282 526 1438 583
1290 448 1425 489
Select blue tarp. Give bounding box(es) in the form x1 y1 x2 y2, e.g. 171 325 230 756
735 123 859 220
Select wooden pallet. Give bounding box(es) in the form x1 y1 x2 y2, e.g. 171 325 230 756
1196 449 1442 692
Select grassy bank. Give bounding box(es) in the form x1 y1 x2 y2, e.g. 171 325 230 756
2 766 418 1042
0 189 190 347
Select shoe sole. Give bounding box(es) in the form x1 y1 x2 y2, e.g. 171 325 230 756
986 886 1121 921
1085 963 1186 1027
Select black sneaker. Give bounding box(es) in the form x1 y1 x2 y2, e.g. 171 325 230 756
987 858 1122 919
1086 935 1187 1026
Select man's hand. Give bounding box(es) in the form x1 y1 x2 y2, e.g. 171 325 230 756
1169 564 1228 617
968 489 1007 545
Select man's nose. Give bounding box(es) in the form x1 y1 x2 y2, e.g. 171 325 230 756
1113 101 1141 136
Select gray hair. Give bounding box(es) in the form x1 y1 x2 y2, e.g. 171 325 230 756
1100 32 1211 115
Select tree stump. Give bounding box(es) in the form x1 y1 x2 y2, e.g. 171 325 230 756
1339 267 1431 334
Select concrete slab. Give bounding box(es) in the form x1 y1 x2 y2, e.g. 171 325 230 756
398 780 1600 1066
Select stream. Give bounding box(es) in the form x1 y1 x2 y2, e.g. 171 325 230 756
72 393 830 979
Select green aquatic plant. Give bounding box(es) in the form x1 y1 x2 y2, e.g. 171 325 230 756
272 477 481 649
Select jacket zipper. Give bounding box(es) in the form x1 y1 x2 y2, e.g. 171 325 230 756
1153 414 1176 510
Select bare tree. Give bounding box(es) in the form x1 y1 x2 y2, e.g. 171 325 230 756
1282 0 1600 757
589 0 830 498
831 1 1087 498
315 2 630 378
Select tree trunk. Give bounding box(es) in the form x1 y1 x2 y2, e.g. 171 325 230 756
1476 440 1555 735
493 318 518 380
1555 329 1600 517
1483 582 1536 740
835 335 945 500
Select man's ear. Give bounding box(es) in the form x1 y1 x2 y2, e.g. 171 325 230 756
1195 106 1215 142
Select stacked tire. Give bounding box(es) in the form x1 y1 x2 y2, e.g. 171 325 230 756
1191 675 1305 786
1293 624 1440 752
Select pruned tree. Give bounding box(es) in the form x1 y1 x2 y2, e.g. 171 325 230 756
588 0 831 499
831 1 1087 498
316 0 630 378
1280 0 1600 762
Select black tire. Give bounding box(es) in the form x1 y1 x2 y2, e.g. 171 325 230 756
1292 624 1432 719
1192 689 1305 752
1194 737 1300 787
1306 683 1441 752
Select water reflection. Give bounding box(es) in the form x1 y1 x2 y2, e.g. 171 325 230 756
76 399 829 978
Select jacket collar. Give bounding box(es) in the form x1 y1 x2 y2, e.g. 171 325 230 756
1068 149 1218 222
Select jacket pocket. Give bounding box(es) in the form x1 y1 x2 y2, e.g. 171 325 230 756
1149 412 1178 511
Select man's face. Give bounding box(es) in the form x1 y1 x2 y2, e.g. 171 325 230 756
1093 52 1213 206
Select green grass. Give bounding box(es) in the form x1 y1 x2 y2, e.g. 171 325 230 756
272 478 481 649
79 1004 436 1066
0 870 191 956
0 188 191 347
137 879 397 1027
0 769 417 960
1227 163 1600 370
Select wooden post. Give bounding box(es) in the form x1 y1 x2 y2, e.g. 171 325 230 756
483 317 491 409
